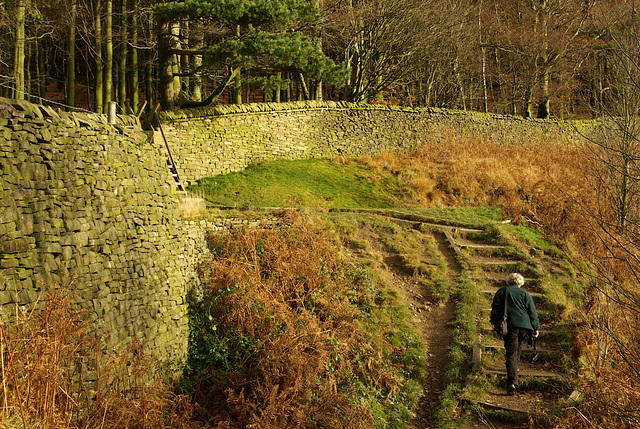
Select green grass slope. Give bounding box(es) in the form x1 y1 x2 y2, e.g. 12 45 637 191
191 158 417 209
189 158 506 227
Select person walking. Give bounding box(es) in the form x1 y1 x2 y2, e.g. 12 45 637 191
490 272 540 395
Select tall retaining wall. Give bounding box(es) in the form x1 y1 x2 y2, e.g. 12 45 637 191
159 101 591 186
0 97 193 359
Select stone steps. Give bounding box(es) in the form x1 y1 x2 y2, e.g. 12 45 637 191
479 286 544 298
485 364 567 379
468 257 522 265
440 220 577 424
384 215 576 424
483 342 563 355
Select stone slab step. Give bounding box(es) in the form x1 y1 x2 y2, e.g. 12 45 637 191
463 385 579 419
468 257 522 265
476 272 536 282
479 327 561 344
479 287 544 297
387 216 483 233
483 342 563 354
463 397 531 415
455 238 506 250
479 322 555 333
486 362 566 378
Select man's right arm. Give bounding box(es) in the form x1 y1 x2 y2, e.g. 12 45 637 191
526 292 540 332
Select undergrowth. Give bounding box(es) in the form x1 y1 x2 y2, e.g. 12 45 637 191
183 210 426 428
0 282 196 429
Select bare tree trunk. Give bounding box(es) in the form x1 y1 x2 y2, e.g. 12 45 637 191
523 86 533 118
314 0 323 101
105 0 113 106
94 0 104 113
538 64 550 118
25 40 31 101
66 0 77 107
232 25 242 104
233 73 242 104
145 13 154 112
13 0 26 99
171 22 181 98
189 31 203 101
145 56 154 111
274 72 281 102
481 46 488 113
130 0 139 113
510 63 517 115
348 41 363 101
478 0 487 113
37 40 46 100
537 6 550 119
117 0 127 109
455 56 466 110
158 20 175 110
285 72 291 102
182 22 190 93
298 73 309 100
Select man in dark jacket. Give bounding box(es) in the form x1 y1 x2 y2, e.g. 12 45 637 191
490 272 540 395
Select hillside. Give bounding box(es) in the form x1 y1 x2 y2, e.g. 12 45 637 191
5 135 635 428
183 151 586 428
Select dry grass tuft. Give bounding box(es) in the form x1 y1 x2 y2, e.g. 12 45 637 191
179 191 208 220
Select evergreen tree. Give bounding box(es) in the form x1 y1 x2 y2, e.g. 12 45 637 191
153 0 347 110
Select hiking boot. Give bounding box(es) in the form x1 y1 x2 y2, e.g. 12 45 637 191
507 383 517 395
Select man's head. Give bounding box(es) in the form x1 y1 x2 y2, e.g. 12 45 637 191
506 272 525 287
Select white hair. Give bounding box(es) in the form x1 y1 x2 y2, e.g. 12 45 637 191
506 273 525 286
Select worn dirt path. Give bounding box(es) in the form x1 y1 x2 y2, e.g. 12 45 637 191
354 226 461 429
410 231 461 429
348 215 573 428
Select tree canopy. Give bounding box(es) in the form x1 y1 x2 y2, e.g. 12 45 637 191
1 0 639 118
153 0 348 109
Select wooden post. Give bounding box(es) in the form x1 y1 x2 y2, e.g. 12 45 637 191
108 101 116 124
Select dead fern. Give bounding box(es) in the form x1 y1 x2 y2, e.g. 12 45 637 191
0 280 200 429
190 210 414 428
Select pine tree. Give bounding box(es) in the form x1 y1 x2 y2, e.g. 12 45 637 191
153 0 347 110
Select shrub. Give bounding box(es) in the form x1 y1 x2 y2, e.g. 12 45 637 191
0 281 196 429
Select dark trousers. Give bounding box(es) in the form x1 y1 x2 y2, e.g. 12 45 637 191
503 328 530 386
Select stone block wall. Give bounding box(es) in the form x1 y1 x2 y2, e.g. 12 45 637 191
158 101 592 186
0 97 593 362
0 97 193 360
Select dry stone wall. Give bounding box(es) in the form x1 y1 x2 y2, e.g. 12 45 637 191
159 101 592 186
0 97 593 363
0 97 194 360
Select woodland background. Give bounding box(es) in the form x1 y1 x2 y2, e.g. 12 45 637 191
1 0 637 116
